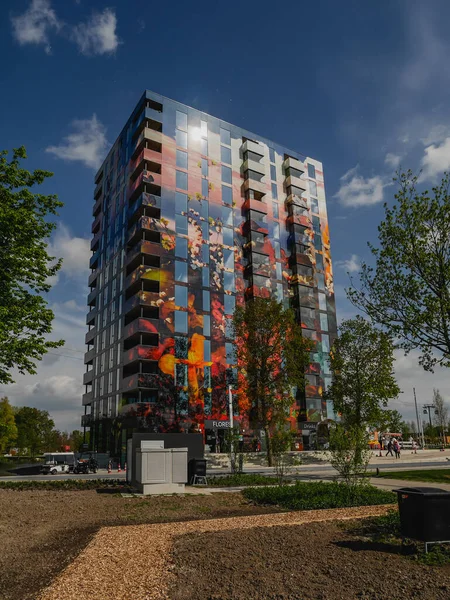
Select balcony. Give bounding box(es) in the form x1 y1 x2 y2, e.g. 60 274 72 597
123 344 160 366
82 391 93 406
123 317 159 340
285 175 307 191
130 148 162 179
126 240 163 267
125 265 160 291
242 198 268 214
289 252 313 267
127 193 161 223
81 414 93 427
283 156 305 174
242 139 264 157
122 372 160 390
88 270 99 287
243 158 265 176
91 213 101 234
86 307 96 326
85 327 97 344
89 249 100 270
287 214 312 228
243 212 269 235
243 178 267 196
124 290 160 314
94 180 103 200
127 216 161 246
90 229 101 252
132 128 163 157
87 289 98 308
84 347 96 364
83 370 94 385
286 193 308 208
92 195 102 217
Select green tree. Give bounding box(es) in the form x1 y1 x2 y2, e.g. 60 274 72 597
327 316 400 430
348 171 450 371
432 389 448 445
376 409 405 434
70 430 86 452
14 407 55 456
0 147 64 384
0 397 18 453
329 424 372 494
232 298 312 466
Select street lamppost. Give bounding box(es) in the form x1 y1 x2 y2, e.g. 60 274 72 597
423 404 436 446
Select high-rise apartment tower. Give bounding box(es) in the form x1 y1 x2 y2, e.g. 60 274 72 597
82 90 337 454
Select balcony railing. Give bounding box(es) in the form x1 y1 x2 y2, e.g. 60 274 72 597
91 213 101 234
92 195 102 217
124 290 160 314
241 139 264 157
86 307 96 326
123 343 160 365
85 327 97 344
127 192 161 222
89 249 100 269
83 370 94 385
84 347 96 364
81 414 93 427
283 156 305 174
243 178 267 196
88 270 99 287
125 265 160 291
123 317 159 340
82 391 93 405
90 229 101 251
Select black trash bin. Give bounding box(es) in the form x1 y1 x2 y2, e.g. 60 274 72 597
394 487 450 542
188 458 207 483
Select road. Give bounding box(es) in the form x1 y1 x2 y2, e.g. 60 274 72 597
1 457 449 482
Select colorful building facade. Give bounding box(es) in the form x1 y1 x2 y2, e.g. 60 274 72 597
82 90 337 453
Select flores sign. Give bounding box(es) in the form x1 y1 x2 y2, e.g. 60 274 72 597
204 420 232 430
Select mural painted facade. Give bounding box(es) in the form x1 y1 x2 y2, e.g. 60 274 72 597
82 91 337 453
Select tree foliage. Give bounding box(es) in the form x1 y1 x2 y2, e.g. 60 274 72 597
0 397 18 453
14 406 55 456
329 424 372 492
348 171 450 371
433 389 448 442
375 409 406 435
0 147 64 384
232 298 312 466
327 316 400 429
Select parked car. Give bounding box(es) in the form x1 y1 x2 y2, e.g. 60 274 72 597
41 461 70 475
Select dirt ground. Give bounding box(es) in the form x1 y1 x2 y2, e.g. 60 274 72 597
0 489 280 600
169 521 450 600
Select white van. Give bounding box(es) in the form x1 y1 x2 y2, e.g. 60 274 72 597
41 452 75 475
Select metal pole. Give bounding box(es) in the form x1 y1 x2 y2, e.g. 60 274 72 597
228 385 235 472
413 388 420 444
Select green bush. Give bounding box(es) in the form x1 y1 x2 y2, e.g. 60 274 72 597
242 481 396 510
0 479 125 491
207 474 283 487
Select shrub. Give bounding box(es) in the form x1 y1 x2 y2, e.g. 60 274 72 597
207 473 283 487
242 481 396 510
0 479 125 491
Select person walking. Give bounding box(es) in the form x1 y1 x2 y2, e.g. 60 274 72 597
412 439 418 454
386 439 394 457
393 438 400 459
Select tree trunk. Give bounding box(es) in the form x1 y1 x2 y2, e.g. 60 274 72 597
265 424 273 467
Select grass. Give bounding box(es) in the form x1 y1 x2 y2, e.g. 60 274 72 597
377 468 450 484
0 479 126 491
206 473 283 487
243 481 396 510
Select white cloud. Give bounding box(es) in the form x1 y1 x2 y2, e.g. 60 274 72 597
45 114 108 169
334 166 389 207
10 0 61 54
384 153 402 169
48 224 90 282
71 9 119 56
419 136 450 182
335 254 360 274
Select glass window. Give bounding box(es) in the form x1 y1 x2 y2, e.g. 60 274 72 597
220 128 231 145
224 248 234 270
312 216 321 234
175 285 188 307
176 149 188 169
314 235 322 251
321 334 330 353
202 220 209 240
176 170 188 190
317 273 325 290
276 282 283 301
175 261 188 282
308 163 316 179
204 339 211 362
310 181 318 197
273 202 279 219
201 158 208 177
271 183 278 200
176 213 188 234
201 138 208 156
310 197 319 214
274 241 281 259
175 191 187 214
202 244 209 263
225 318 233 338
320 313 329 331
223 227 234 247
176 111 187 131
174 310 188 333
269 147 275 163
176 129 187 148
315 253 324 271
200 120 207 137
202 267 209 287
273 222 280 239
226 342 236 364
276 262 282 280
175 237 188 258
270 164 277 181
200 201 208 219
202 178 209 197
222 165 232 184
318 293 327 311
222 184 232 205
203 290 210 310
224 272 235 292
224 294 235 314
175 336 189 359
222 205 233 227
221 145 232 164
203 314 210 336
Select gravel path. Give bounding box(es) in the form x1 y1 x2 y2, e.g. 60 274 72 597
38 505 392 600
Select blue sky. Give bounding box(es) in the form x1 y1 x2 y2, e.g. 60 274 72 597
2 0 450 431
